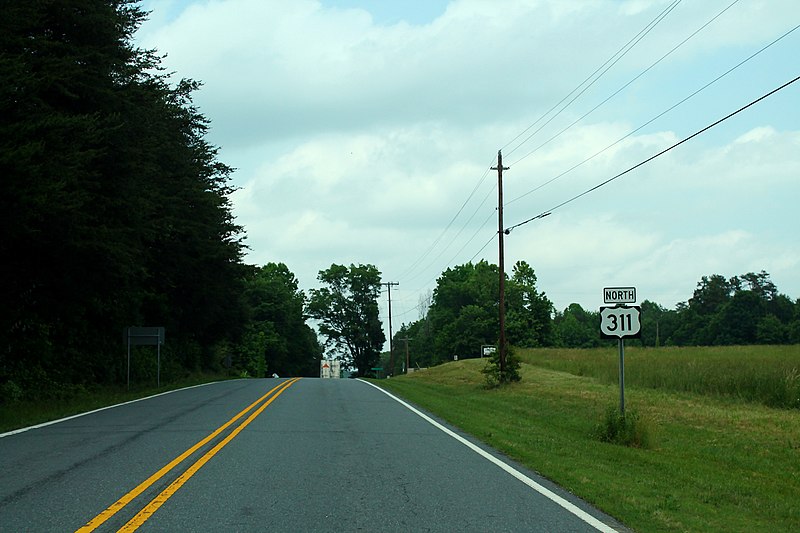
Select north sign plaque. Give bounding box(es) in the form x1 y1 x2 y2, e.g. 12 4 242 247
603 286 637 305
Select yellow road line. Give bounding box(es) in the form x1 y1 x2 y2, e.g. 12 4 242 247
76 378 299 532
117 377 300 532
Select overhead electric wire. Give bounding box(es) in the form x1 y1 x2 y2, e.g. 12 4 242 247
507 0 740 169
401 203 497 310
504 74 800 234
506 20 800 206
395 156 496 282
395 0 687 289
392 1 789 325
503 0 683 159
395 2 684 286
403 181 497 284
398 202 497 318
451 208 497 265
468 231 498 264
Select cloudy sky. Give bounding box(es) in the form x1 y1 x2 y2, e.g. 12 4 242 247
134 0 799 338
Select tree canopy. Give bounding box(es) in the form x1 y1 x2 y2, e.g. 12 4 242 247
307 264 385 377
237 263 321 378
0 1 319 399
392 260 553 372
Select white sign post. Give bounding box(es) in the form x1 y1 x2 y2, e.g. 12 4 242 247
600 288 641 416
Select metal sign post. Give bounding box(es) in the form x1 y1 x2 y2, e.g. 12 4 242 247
600 288 641 416
618 339 626 416
125 327 165 389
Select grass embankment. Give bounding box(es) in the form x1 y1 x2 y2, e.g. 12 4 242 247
377 346 800 532
0 373 233 433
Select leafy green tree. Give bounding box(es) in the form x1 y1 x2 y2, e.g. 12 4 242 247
671 271 796 346
425 261 499 361
634 300 679 347
688 274 734 316
506 261 554 347
788 319 800 345
307 264 385 377
756 315 788 345
239 263 321 377
553 304 603 348
707 290 766 345
401 260 553 366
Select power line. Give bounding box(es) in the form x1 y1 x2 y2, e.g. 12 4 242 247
395 1 690 288
401 204 497 305
397 0 689 289
468 231 498 264
403 180 497 284
505 74 800 234
395 156 496 282
505 20 800 206
507 0 741 168
503 0 683 159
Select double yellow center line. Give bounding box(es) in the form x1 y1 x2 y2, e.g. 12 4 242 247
76 378 300 532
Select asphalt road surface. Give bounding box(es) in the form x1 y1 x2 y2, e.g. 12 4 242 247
0 378 626 532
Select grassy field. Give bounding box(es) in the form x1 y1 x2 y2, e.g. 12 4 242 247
0 373 233 433
376 346 800 532
519 345 800 409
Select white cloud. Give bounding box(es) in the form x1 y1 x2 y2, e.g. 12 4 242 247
136 0 800 341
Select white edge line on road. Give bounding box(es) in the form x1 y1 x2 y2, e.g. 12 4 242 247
359 379 618 533
0 380 232 439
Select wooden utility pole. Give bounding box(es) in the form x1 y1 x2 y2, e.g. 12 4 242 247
383 281 399 376
491 150 509 374
399 336 412 373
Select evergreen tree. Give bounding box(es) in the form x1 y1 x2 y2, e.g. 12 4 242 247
0 1 247 394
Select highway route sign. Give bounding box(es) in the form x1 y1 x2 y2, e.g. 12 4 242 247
600 305 642 339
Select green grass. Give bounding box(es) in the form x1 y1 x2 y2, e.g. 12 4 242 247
0 373 234 433
376 347 800 532
518 345 800 409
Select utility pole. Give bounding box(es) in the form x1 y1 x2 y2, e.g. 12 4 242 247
383 281 399 376
399 336 412 373
491 150 509 375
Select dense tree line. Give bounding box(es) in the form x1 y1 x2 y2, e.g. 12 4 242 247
391 260 553 374
392 266 799 370
548 271 799 349
0 1 320 401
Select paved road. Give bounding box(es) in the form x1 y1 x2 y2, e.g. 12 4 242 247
0 378 625 532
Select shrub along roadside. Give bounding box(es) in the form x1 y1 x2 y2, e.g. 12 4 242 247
375 357 800 532
592 406 652 448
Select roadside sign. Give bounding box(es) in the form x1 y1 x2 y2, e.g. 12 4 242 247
125 326 165 389
599 305 642 339
603 287 637 305
321 359 341 378
599 303 642 416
